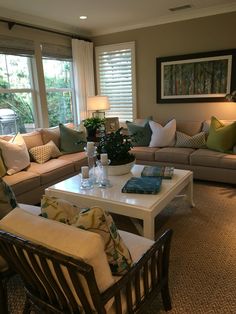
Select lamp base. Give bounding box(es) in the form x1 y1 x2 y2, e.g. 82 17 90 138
92 111 105 119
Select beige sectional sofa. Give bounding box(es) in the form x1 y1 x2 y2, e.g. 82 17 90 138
1 127 87 205
131 120 236 185
1 119 235 206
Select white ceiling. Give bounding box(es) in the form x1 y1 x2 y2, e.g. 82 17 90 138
0 0 236 37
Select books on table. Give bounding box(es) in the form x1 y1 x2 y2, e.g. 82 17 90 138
121 176 162 195
141 165 174 179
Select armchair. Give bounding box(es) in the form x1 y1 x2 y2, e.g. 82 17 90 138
0 207 173 313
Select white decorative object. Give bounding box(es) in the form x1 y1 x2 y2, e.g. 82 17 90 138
108 160 135 176
81 166 93 189
100 153 108 165
149 119 176 147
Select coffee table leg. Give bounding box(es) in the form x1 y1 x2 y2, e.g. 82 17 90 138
143 216 155 240
186 176 195 207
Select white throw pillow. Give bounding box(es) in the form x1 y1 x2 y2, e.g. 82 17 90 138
149 119 176 147
0 133 30 175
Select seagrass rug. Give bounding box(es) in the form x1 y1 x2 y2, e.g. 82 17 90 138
6 180 236 313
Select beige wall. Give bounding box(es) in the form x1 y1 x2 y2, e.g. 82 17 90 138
92 12 236 123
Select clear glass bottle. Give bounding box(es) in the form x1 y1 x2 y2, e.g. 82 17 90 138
98 153 112 188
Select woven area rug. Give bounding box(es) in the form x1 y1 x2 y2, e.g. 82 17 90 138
6 180 236 313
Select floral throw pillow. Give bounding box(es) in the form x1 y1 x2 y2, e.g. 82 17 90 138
73 207 133 275
0 177 18 219
41 195 80 224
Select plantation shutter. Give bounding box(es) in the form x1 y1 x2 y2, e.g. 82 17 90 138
95 42 136 122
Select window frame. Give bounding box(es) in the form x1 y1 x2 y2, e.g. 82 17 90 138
42 57 76 127
95 41 137 122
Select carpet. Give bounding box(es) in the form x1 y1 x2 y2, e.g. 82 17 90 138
6 180 236 313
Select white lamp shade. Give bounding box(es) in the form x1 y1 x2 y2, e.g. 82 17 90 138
87 96 110 111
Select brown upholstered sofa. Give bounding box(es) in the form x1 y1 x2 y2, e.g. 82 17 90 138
131 120 236 185
1 126 87 205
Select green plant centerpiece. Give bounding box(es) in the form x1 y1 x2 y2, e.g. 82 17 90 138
97 128 135 166
83 117 105 140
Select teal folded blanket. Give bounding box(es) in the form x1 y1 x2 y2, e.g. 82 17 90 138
122 177 162 194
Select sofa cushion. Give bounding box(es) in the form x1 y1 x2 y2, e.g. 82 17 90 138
0 133 30 175
0 177 18 219
22 131 44 150
40 127 60 147
131 147 158 161
58 151 87 171
175 131 206 148
73 207 133 275
29 141 62 164
126 120 152 146
41 195 81 224
155 147 195 164
206 116 236 153
0 207 114 294
149 119 176 147
59 123 86 153
27 159 74 185
3 171 41 196
190 149 236 170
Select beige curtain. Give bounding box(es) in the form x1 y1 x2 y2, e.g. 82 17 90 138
72 39 95 122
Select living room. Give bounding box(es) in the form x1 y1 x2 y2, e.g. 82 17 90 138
0 1 236 313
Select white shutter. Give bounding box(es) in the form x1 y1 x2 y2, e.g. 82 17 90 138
95 42 136 122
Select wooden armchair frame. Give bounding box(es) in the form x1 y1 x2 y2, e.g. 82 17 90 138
0 229 173 313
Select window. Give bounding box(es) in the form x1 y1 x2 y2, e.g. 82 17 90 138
0 54 36 135
43 59 75 127
95 42 136 122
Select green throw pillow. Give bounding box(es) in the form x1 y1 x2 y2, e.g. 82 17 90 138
126 120 152 146
59 123 86 153
0 177 18 219
0 151 6 177
206 116 236 153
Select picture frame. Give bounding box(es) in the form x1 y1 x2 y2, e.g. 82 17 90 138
105 117 119 133
156 49 236 103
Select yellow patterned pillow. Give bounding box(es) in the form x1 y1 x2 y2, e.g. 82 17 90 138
29 140 62 164
41 195 80 224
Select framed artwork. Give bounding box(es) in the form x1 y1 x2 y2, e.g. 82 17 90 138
105 117 119 133
156 49 236 103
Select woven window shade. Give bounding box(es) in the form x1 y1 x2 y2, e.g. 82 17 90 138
41 43 72 60
0 35 34 56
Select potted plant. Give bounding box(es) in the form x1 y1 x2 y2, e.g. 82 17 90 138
97 128 136 175
83 117 105 140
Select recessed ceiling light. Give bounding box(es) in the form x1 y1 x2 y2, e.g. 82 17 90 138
80 16 87 20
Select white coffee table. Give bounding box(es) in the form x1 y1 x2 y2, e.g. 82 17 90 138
45 165 195 240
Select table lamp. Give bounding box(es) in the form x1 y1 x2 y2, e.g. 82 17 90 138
87 96 110 118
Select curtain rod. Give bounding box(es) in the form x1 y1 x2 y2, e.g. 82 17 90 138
0 18 91 42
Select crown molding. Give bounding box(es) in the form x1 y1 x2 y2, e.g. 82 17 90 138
90 2 236 36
